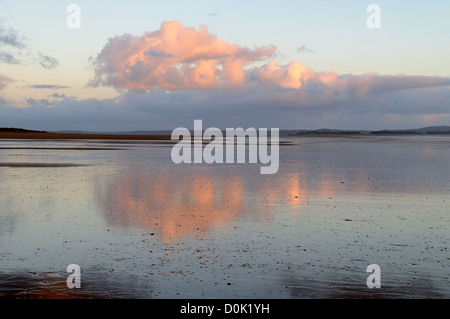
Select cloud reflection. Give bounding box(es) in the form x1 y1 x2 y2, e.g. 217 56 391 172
97 168 317 243
95 162 379 243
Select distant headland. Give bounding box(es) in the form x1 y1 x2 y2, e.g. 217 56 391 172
0 127 48 133
291 126 450 136
0 127 171 140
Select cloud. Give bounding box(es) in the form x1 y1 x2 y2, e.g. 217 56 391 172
297 45 314 53
146 50 174 58
90 21 450 100
0 73 13 90
250 60 337 90
2 21 450 132
25 97 53 107
27 84 70 89
90 20 276 90
2 79 450 132
0 23 26 49
52 93 66 98
0 21 58 69
0 51 19 64
38 52 59 69
0 21 26 66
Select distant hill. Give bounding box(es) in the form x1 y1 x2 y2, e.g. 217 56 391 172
51 130 174 135
52 129 309 136
293 129 369 135
292 126 450 136
370 126 450 135
0 127 48 133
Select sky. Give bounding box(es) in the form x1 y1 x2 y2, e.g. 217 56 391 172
1 0 450 131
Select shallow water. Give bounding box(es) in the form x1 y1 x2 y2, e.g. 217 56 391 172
0 135 449 298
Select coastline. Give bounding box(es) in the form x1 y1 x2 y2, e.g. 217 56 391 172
3 132 450 141
0 132 172 140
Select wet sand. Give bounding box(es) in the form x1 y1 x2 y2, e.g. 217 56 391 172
0 135 449 299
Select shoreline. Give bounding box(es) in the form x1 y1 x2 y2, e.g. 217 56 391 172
2 131 450 141
0 132 172 140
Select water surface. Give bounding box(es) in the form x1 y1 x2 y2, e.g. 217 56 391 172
0 136 449 298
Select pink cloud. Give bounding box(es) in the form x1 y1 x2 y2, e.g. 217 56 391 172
251 61 338 89
90 20 450 102
0 74 13 91
90 21 276 90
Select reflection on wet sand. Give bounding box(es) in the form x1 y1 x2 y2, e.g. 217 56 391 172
280 268 449 299
99 171 251 242
0 273 95 299
2 137 449 299
0 271 147 299
98 170 314 242
97 167 376 243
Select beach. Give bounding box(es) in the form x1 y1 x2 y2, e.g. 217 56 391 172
0 134 449 299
